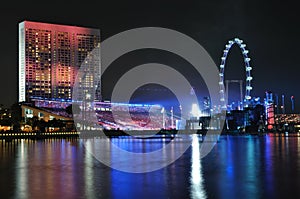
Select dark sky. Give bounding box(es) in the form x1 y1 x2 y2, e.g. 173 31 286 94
0 0 299 112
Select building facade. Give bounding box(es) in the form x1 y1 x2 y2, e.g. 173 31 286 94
19 21 101 104
265 91 275 130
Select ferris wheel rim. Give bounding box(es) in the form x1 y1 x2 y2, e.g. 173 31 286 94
219 37 253 108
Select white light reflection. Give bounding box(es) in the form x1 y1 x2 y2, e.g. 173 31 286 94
15 139 28 199
84 139 96 199
190 134 207 199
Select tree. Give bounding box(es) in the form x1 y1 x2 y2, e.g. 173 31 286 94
10 102 22 132
37 119 47 133
31 116 39 131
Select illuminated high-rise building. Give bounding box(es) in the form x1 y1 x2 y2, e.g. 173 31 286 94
19 21 100 104
265 91 275 131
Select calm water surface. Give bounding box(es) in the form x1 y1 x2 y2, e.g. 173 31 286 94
1 134 300 199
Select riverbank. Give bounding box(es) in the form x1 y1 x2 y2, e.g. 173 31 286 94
0 131 79 141
1 129 299 141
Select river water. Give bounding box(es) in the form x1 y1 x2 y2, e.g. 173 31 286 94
1 133 300 199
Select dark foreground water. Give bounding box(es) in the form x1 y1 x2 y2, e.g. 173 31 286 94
1 133 300 199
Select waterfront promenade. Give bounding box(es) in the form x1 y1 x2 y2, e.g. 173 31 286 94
1 129 300 142
0 131 79 141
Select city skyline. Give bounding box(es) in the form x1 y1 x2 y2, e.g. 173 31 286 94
0 0 299 113
1 2 300 199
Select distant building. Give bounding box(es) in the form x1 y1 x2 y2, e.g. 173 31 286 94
21 104 72 122
265 91 275 130
19 20 100 104
203 96 211 116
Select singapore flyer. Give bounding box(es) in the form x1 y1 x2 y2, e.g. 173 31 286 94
218 38 253 109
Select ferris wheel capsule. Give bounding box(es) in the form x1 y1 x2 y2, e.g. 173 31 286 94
243 50 249 54
246 67 252 71
246 76 253 81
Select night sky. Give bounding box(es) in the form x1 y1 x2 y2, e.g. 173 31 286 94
0 0 299 113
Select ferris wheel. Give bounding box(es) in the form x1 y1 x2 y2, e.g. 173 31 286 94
219 38 253 109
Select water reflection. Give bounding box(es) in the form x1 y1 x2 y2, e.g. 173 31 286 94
0 134 300 198
264 135 275 198
82 135 192 173
84 141 95 199
15 139 28 199
190 134 206 199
